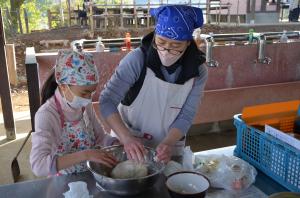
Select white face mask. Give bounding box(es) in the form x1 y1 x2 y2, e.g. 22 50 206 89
63 86 92 109
157 49 184 67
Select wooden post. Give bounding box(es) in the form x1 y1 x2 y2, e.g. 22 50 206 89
227 4 231 25
17 9 23 34
276 0 281 12
261 0 267 11
24 8 29 33
47 10 52 29
218 4 221 25
206 0 211 24
89 2 94 32
247 0 251 13
105 0 108 30
25 47 40 132
134 0 138 28
147 0 150 28
67 0 71 26
250 0 256 22
5 44 18 86
59 0 65 26
237 0 240 26
120 0 124 28
0 9 16 140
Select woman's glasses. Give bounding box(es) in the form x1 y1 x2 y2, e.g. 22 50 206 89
152 40 185 56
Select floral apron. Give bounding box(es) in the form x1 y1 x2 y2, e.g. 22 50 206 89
54 95 96 174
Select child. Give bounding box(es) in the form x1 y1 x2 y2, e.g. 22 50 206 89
30 49 118 176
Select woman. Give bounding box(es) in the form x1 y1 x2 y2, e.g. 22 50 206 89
99 5 208 163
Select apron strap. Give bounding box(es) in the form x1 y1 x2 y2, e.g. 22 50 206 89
54 95 86 129
54 95 65 128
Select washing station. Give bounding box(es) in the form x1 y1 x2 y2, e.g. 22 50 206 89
25 31 300 130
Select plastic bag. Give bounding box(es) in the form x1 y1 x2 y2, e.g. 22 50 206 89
163 160 183 177
194 154 257 192
163 146 194 177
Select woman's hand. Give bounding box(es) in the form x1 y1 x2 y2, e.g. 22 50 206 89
85 149 118 168
104 113 146 162
122 135 146 162
155 128 185 164
156 142 172 164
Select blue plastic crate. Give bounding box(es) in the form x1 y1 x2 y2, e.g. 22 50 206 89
234 114 300 192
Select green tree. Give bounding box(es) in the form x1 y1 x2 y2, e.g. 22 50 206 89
18 0 55 32
0 1 14 37
0 0 9 7
10 0 25 31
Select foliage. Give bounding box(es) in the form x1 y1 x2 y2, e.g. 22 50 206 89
0 0 9 8
20 0 50 31
2 0 136 34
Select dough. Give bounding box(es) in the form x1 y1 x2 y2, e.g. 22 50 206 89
111 160 148 179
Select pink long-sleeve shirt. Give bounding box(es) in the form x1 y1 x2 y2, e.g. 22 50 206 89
30 89 115 177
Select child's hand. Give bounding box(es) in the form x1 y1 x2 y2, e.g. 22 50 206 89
85 149 118 168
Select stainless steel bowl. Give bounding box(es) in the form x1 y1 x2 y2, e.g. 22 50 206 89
87 145 165 196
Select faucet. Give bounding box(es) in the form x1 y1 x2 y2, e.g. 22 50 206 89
202 34 219 67
257 34 271 64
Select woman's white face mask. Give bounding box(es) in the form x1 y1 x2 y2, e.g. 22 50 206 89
157 50 184 66
63 85 92 109
154 35 189 66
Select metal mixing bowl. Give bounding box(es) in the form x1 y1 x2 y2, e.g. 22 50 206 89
87 145 165 196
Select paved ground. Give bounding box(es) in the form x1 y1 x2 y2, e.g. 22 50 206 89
0 112 38 185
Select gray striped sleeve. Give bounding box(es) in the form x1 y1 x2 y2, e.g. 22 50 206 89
169 65 208 135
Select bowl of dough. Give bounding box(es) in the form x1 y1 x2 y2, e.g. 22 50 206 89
87 145 165 196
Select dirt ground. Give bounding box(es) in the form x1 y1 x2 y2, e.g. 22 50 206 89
2 23 300 114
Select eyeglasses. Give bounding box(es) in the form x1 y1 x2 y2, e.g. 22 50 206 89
152 40 185 56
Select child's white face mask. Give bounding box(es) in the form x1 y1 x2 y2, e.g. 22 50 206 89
63 85 92 109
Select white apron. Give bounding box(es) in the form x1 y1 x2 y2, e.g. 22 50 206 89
116 68 194 157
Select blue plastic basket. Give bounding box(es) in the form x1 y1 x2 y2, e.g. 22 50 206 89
234 114 300 192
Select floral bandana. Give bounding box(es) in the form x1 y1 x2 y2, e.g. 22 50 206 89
55 49 99 86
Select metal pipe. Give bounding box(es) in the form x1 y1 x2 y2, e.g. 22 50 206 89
263 31 300 40
258 35 265 61
257 34 271 64
207 31 300 42
202 34 219 67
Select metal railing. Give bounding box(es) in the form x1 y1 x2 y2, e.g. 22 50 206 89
200 31 300 67
71 37 142 51
70 31 300 66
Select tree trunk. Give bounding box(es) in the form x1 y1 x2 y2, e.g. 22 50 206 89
10 0 25 32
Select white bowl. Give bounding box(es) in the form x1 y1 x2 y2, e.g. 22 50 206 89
166 171 210 198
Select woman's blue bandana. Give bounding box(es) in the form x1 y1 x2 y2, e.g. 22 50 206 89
150 5 204 41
